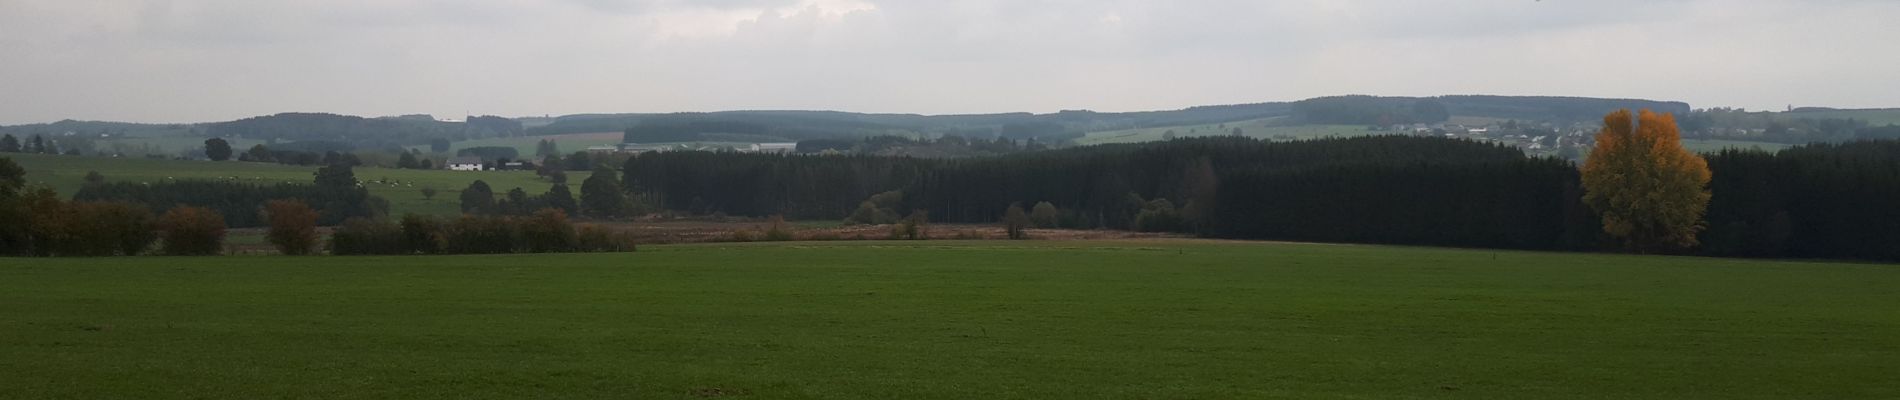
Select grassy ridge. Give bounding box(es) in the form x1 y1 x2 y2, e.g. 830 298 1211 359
7 153 550 216
2 241 1895 399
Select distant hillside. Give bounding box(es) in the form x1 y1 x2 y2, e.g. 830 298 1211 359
1288 95 1692 125
0 119 201 138
205 113 521 149
1436 95 1691 122
1782 108 1900 126
2 95 1705 152
533 103 1298 143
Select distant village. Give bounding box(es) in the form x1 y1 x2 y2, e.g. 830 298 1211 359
1373 120 1595 160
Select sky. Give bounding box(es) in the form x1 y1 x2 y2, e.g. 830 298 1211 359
0 0 1897 124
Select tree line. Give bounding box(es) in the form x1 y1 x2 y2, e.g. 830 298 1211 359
71 163 385 227
1700 141 1900 260
1 156 633 257
614 133 1900 261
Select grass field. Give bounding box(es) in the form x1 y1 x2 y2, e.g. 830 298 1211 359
1785 109 1900 126
3 241 1896 399
6 153 550 216
408 132 625 156
1078 118 1374 145
1682 138 1796 153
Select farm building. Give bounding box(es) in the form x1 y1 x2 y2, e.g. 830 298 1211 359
747 143 798 154
447 157 484 171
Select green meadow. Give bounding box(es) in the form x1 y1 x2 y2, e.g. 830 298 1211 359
3 241 1895 399
406 132 625 156
7 153 552 217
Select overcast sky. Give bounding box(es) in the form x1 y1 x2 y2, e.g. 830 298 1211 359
1 0 1896 124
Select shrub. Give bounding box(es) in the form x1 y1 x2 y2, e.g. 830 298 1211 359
576 225 636 252
519 209 578 253
445 215 518 254
1003 203 1030 240
263 199 319 255
399 214 443 254
763 215 795 241
158 206 226 256
328 218 406 255
1030 202 1059 228
896 210 929 240
1134 199 1188 233
730 229 757 242
842 190 904 225
25 201 155 257
85 202 157 256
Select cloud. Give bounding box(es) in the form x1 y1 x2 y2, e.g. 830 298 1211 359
0 0 1896 123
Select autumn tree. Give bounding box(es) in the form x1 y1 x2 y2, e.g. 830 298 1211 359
1581 109 1712 253
263 199 319 255
399 214 443 254
519 209 578 253
159 206 227 256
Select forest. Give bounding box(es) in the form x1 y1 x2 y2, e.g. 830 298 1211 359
619 135 1900 260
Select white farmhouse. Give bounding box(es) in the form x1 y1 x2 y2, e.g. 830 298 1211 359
447 156 485 171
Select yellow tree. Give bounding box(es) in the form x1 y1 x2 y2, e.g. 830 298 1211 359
1581 109 1712 252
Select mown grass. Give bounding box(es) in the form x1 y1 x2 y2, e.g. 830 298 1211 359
7 153 551 217
2 241 1896 399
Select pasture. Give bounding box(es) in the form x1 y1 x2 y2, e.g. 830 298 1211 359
3 241 1896 399
408 132 625 156
1077 118 1382 145
7 153 552 217
93 136 268 157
